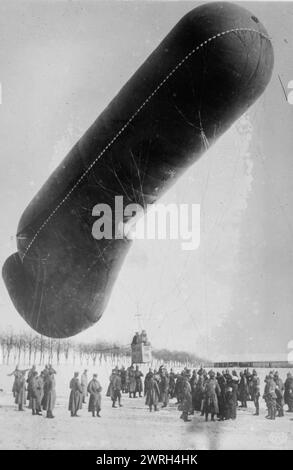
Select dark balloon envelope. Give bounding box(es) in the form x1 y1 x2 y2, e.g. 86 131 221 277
2 2 274 338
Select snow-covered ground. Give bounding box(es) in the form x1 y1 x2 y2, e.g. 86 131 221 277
0 364 293 450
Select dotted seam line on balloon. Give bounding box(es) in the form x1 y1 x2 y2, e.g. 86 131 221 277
21 27 271 260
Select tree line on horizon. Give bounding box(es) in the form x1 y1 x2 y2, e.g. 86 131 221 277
0 329 204 366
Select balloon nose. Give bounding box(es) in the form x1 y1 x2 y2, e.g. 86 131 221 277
2 253 31 317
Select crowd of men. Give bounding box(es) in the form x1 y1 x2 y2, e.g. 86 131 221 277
105 365 293 422
7 366 102 419
8 364 56 418
141 366 293 422
7 364 293 424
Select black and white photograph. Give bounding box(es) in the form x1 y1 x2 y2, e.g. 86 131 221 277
0 0 293 452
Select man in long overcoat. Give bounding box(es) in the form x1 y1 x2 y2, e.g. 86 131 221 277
15 371 26 411
239 371 249 408
145 372 160 412
225 373 239 420
180 370 192 422
29 371 43 415
169 369 177 398
263 373 277 420
68 372 83 417
88 374 102 417
27 365 36 402
128 365 136 398
44 371 56 419
216 372 226 421
7 366 28 400
250 370 260 416
111 370 122 407
160 369 169 408
193 372 205 412
174 372 184 404
284 372 293 412
120 366 127 393
81 369 88 404
203 370 221 422
134 366 143 398
274 371 284 417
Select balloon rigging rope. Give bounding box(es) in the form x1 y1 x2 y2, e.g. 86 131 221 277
21 27 271 260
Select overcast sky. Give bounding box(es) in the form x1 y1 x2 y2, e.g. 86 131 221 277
0 1 293 361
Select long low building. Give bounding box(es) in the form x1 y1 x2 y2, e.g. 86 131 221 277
203 361 293 369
